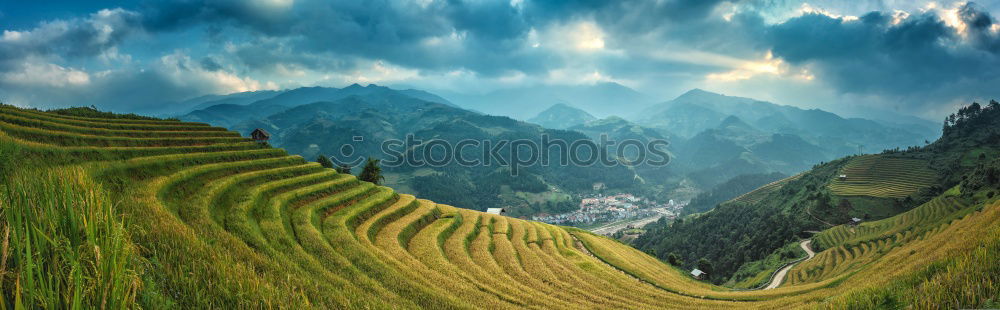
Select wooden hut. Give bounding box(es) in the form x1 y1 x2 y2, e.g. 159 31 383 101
486 208 507 216
251 128 271 143
690 269 706 280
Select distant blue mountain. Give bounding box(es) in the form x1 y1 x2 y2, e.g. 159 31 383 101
527 103 597 129
437 82 655 120
179 84 454 128
634 89 938 159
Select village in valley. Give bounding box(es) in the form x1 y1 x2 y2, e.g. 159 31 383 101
530 193 684 233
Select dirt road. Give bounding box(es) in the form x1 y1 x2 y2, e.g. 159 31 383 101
764 240 815 290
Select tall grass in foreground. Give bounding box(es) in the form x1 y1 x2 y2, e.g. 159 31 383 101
823 208 1000 309
0 167 140 309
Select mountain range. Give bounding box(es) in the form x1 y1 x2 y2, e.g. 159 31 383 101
633 89 937 153
527 103 597 129
5 100 996 309
632 99 1000 287
178 84 637 217
180 84 452 128
434 82 656 120
178 84 941 209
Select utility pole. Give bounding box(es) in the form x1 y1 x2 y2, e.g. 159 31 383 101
858 145 864 155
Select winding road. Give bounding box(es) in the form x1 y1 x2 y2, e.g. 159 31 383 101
764 240 815 290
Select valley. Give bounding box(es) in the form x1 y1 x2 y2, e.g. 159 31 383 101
4 1 999 308
1 101 997 308
588 208 670 236
173 84 939 224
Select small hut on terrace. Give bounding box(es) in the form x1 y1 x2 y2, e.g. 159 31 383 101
251 128 271 143
690 269 706 280
486 208 507 216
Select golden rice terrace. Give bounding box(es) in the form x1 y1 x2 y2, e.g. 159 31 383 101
0 105 997 309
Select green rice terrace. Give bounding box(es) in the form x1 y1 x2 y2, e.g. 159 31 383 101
0 104 998 309
727 173 803 205
794 191 980 285
827 156 938 198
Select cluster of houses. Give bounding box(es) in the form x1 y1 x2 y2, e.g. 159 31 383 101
579 193 641 209
530 194 682 225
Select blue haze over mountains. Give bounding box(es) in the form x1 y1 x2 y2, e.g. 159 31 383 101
176 83 940 212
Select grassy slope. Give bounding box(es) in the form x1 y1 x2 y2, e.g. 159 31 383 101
827 155 937 198
0 104 996 309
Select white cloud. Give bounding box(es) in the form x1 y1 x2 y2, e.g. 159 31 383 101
412 0 434 9
350 60 420 84
798 3 859 21
704 51 822 84
891 10 911 25
646 48 748 69
2 60 91 87
1 30 23 42
544 67 623 86
541 20 610 53
572 22 606 50
158 51 277 94
98 46 132 64
313 59 422 87
256 0 295 9
910 2 986 38
0 7 141 71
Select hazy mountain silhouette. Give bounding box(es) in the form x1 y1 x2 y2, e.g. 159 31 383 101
528 103 597 129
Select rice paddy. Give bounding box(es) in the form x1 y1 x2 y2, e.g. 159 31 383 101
727 173 803 205
827 155 937 198
1 105 996 309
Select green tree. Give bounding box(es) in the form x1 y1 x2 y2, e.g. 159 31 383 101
666 253 682 266
336 164 352 174
358 157 384 185
697 258 713 275
316 154 334 169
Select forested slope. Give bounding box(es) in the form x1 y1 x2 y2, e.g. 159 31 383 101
0 103 996 309
633 101 1000 288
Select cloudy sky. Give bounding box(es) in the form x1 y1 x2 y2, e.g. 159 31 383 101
1 0 998 119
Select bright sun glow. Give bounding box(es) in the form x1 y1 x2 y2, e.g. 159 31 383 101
799 3 858 21
572 22 605 51
706 51 791 81
940 7 967 36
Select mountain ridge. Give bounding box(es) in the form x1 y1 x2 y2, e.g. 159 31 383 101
527 103 597 129
1 102 996 308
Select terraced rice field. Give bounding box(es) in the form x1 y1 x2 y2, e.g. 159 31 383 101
814 194 971 250
827 155 937 198
790 192 980 285
727 173 803 205
2 105 997 308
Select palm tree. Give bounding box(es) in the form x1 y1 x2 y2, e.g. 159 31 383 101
358 157 384 185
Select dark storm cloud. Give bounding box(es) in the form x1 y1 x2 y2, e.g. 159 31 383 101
766 6 1000 104
0 8 142 70
1 0 746 80
959 2 1000 52
129 0 743 76
199 56 223 71
140 0 295 35
445 0 530 41
526 0 732 24
133 0 521 75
